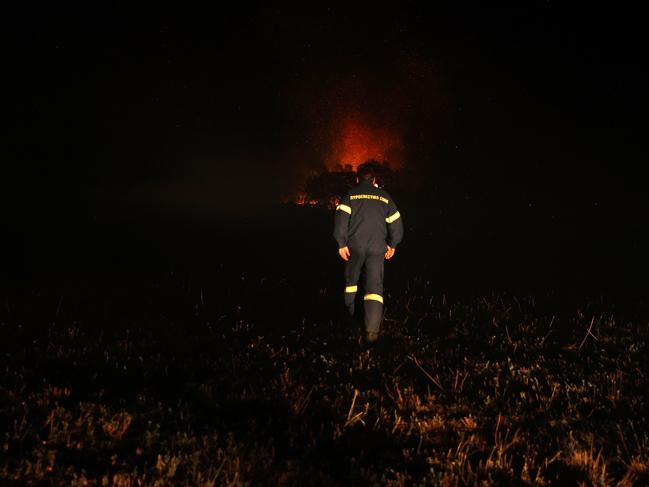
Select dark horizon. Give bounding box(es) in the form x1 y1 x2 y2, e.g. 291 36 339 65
6 4 648 290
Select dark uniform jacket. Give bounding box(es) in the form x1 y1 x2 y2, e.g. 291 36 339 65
333 180 404 250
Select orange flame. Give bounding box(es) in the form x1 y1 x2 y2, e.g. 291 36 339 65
294 192 318 206
294 191 340 208
293 111 403 205
326 112 403 171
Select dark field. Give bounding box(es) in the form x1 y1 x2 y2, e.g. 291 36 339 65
3 207 649 485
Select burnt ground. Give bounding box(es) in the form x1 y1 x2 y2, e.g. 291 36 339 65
2 205 649 485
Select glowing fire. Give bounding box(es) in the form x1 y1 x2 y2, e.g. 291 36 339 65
326 112 403 171
294 193 319 206
294 192 340 208
294 110 403 206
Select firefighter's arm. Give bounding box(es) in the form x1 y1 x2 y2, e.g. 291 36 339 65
385 199 403 250
333 195 352 251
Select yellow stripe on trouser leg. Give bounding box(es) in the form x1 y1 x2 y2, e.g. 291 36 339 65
364 293 383 335
364 294 383 304
344 285 357 317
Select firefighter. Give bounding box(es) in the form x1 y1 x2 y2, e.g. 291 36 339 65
333 162 404 343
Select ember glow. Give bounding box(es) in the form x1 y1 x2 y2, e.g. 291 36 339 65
326 112 404 171
293 110 404 206
294 193 320 206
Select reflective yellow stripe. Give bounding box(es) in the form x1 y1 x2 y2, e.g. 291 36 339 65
386 211 401 223
336 204 352 214
364 294 383 304
345 285 358 293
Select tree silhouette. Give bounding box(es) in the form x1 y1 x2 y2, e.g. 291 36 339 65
300 160 398 207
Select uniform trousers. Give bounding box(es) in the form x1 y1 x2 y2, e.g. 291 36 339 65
344 245 385 334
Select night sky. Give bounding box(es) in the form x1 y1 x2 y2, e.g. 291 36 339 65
6 4 648 284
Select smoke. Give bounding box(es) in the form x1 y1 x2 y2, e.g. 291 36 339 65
325 109 404 171
98 50 452 217
283 49 451 180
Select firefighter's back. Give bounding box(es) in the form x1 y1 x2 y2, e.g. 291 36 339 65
346 183 392 249
333 173 403 253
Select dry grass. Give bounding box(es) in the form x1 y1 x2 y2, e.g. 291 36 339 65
1 277 648 485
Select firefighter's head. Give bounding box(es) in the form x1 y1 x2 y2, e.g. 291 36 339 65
356 162 377 186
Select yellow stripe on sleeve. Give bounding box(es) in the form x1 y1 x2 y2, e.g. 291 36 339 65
336 204 352 214
364 294 383 304
386 211 401 223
